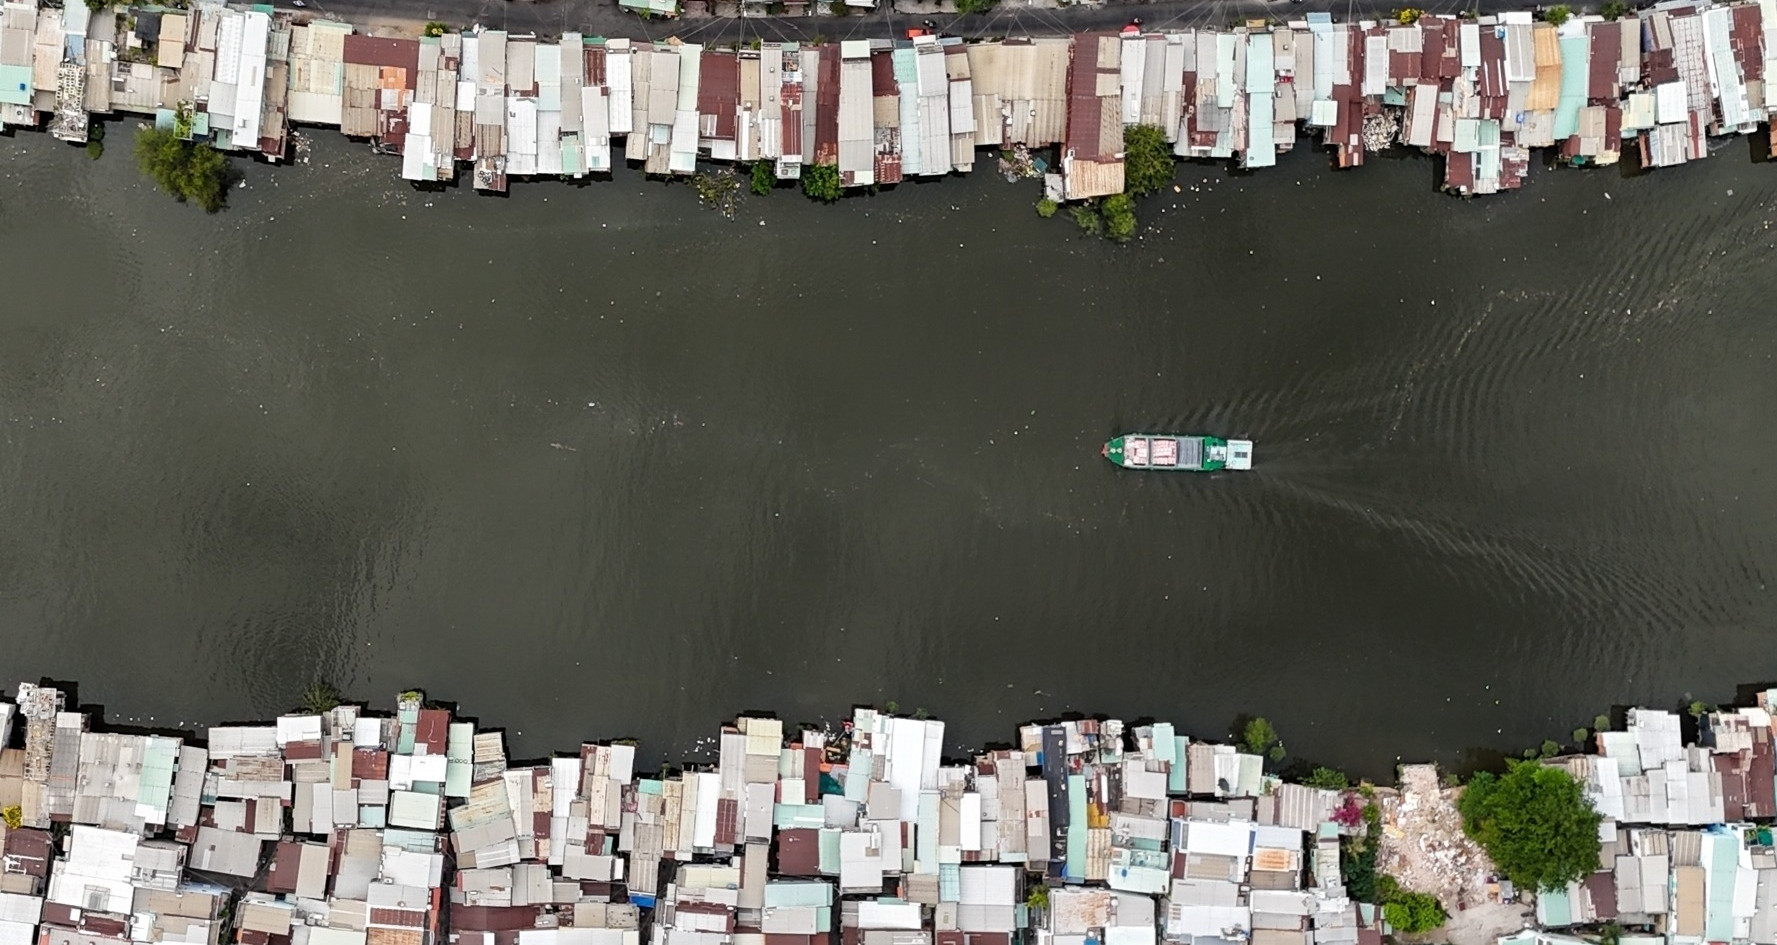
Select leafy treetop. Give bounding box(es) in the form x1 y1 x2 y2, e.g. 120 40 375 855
1382 890 1447 934
1457 761 1601 891
133 126 230 212
1121 124 1175 197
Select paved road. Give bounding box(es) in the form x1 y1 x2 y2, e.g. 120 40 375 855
297 0 1532 47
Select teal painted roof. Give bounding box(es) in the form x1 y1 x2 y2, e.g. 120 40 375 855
1168 737 1189 793
818 827 841 874
1537 887 1573 927
939 863 960 902
774 803 824 829
1705 831 1741 941
397 704 419 754
446 723 474 798
384 828 437 853
1150 725 1176 764
1065 774 1087 881
1552 34 1589 141
139 737 179 812
845 754 871 801
0 66 33 106
917 793 940 865
617 0 678 14
764 882 833 908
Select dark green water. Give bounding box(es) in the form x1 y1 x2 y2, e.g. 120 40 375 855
3 128 1775 773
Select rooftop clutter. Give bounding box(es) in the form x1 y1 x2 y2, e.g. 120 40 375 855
3 683 1777 945
0 685 1387 945
1 0 1775 198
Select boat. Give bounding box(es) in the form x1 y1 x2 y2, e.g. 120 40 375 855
1102 434 1253 471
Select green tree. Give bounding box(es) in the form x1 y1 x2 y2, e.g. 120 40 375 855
1457 762 1601 891
1599 0 1627 19
133 126 230 212
1572 727 1590 744
1306 766 1350 790
1242 716 1281 757
956 0 998 12
423 21 448 36
299 681 342 715
1121 123 1175 196
1544 3 1571 24
801 163 841 202
750 159 775 196
85 122 106 160
1539 739 1560 758
1071 204 1102 237
1101 193 1136 243
1593 714 1611 731
1035 197 1058 218
1382 890 1447 933
1340 838 1378 900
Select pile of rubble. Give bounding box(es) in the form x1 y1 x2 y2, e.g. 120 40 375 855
1378 764 1498 909
1363 111 1401 152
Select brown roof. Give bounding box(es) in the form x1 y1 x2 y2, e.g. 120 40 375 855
871 51 896 96
353 749 390 781
815 44 840 166
343 35 420 78
1731 4 1763 78
264 841 303 895
1749 737 1776 817
1064 33 1117 161
4 828 52 877
370 909 428 930
586 45 607 86
1444 151 1474 192
415 710 450 754
452 906 545 933
803 749 821 803
698 51 740 141
780 62 803 160
1583 870 1618 920
776 828 821 876
1587 22 1620 100
716 798 740 848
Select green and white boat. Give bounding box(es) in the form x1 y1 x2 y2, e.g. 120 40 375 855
1102 434 1253 472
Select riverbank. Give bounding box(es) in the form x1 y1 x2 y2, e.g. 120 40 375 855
0 679 1771 945
3 0 1775 202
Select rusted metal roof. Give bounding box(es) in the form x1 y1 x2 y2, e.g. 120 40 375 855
815 44 840 166
1588 22 1621 100
699 50 739 141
